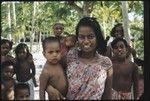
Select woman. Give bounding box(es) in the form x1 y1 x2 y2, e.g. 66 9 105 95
46 17 113 100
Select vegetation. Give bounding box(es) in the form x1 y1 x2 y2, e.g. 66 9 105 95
1 1 143 59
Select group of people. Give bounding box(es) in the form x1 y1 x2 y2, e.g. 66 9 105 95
1 17 144 100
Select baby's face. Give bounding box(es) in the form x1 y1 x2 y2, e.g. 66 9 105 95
65 37 75 47
15 89 30 100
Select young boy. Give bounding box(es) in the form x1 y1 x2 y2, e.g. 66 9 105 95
14 43 37 99
111 38 139 100
1 61 15 100
39 36 68 100
1 39 14 64
14 83 30 100
53 23 68 57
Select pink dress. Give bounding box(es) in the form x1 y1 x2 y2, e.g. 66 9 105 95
66 48 112 100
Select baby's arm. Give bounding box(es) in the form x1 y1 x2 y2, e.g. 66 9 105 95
39 69 49 100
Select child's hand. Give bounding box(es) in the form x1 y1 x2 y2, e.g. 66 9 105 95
46 85 66 100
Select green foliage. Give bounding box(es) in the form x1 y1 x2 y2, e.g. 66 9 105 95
1 1 143 58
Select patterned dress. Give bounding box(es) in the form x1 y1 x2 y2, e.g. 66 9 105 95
66 48 112 100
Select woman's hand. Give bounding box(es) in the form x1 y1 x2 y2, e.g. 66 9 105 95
46 85 66 100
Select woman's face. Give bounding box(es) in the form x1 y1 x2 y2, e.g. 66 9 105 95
78 26 97 53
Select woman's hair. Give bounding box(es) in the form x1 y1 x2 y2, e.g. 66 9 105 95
75 17 106 55
110 23 124 37
14 43 30 58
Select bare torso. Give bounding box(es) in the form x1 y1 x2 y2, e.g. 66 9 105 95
15 60 32 82
112 60 136 92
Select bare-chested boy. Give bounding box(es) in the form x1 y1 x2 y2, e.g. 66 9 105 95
39 36 68 100
14 43 37 99
1 39 14 64
111 38 139 100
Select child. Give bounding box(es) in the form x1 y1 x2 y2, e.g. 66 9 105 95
53 23 68 57
14 43 37 99
14 83 30 100
39 36 68 100
65 34 76 52
111 38 139 100
105 23 136 62
1 61 15 100
1 39 14 64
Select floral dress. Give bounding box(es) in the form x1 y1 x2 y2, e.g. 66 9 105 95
66 48 112 100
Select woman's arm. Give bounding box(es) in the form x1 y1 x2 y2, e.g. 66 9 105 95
101 67 113 100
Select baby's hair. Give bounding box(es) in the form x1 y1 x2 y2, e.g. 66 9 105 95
110 23 124 37
1 60 14 71
111 38 128 49
14 43 30 58
1 39 13 50
66 34 76 42
14 83 30 97
42 36 60 51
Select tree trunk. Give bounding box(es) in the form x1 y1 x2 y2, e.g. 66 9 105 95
12 2 16 26
30 2 36 52
121 1 133 62
7 2 12 40
121 1 131 44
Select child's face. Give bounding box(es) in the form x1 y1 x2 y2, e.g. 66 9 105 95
43 42 61 64
112 41 127 59
15 89 30 100
53 24 64 37
2 66 14 79
17 48 28 60
114 26 123 38
1 43 11 55
65 37 75 47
